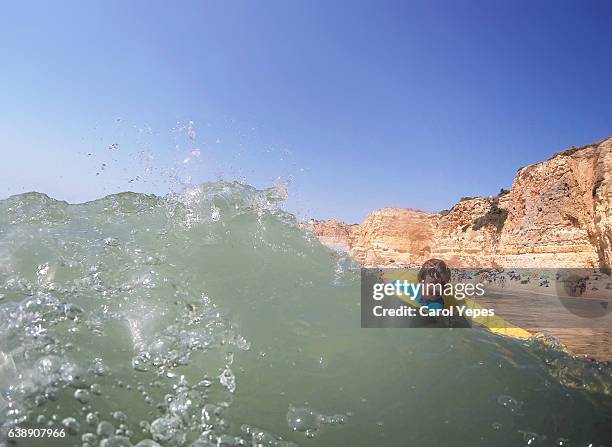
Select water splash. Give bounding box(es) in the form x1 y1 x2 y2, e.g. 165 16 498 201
0 183 610 447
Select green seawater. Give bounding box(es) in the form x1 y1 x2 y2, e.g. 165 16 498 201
0 182 610 447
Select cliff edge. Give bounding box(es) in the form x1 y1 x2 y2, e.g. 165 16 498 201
307 137 612 269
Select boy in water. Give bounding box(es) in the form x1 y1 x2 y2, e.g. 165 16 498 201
415 258 451 310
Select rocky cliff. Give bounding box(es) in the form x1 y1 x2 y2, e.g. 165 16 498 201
307 137 612 269
305 219 358 252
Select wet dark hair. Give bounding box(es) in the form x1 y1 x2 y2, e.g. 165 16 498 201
418 258 451 285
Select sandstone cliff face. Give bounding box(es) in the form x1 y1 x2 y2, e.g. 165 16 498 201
308 137 612 269
349 208 435 266
305 220 358 252
494 139 611 268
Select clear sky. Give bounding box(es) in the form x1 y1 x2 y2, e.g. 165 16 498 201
1 0 611 223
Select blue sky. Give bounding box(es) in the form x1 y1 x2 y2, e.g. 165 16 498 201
1 0 611 223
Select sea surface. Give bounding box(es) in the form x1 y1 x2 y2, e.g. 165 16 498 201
0 182 610 447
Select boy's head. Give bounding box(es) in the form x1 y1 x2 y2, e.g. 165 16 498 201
418 258 451 301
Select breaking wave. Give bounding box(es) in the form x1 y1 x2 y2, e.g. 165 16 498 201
0 182 610 447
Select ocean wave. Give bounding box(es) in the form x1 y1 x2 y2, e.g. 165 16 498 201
0 182 610 447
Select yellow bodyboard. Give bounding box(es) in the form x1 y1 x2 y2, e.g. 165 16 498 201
381 270 531 339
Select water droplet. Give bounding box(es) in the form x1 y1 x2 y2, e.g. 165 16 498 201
97 421 114 438
86 413 99 426
219 368 236 393
90 383 103 395
113 411 127 423
62 417 80 435
74 389 90 403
